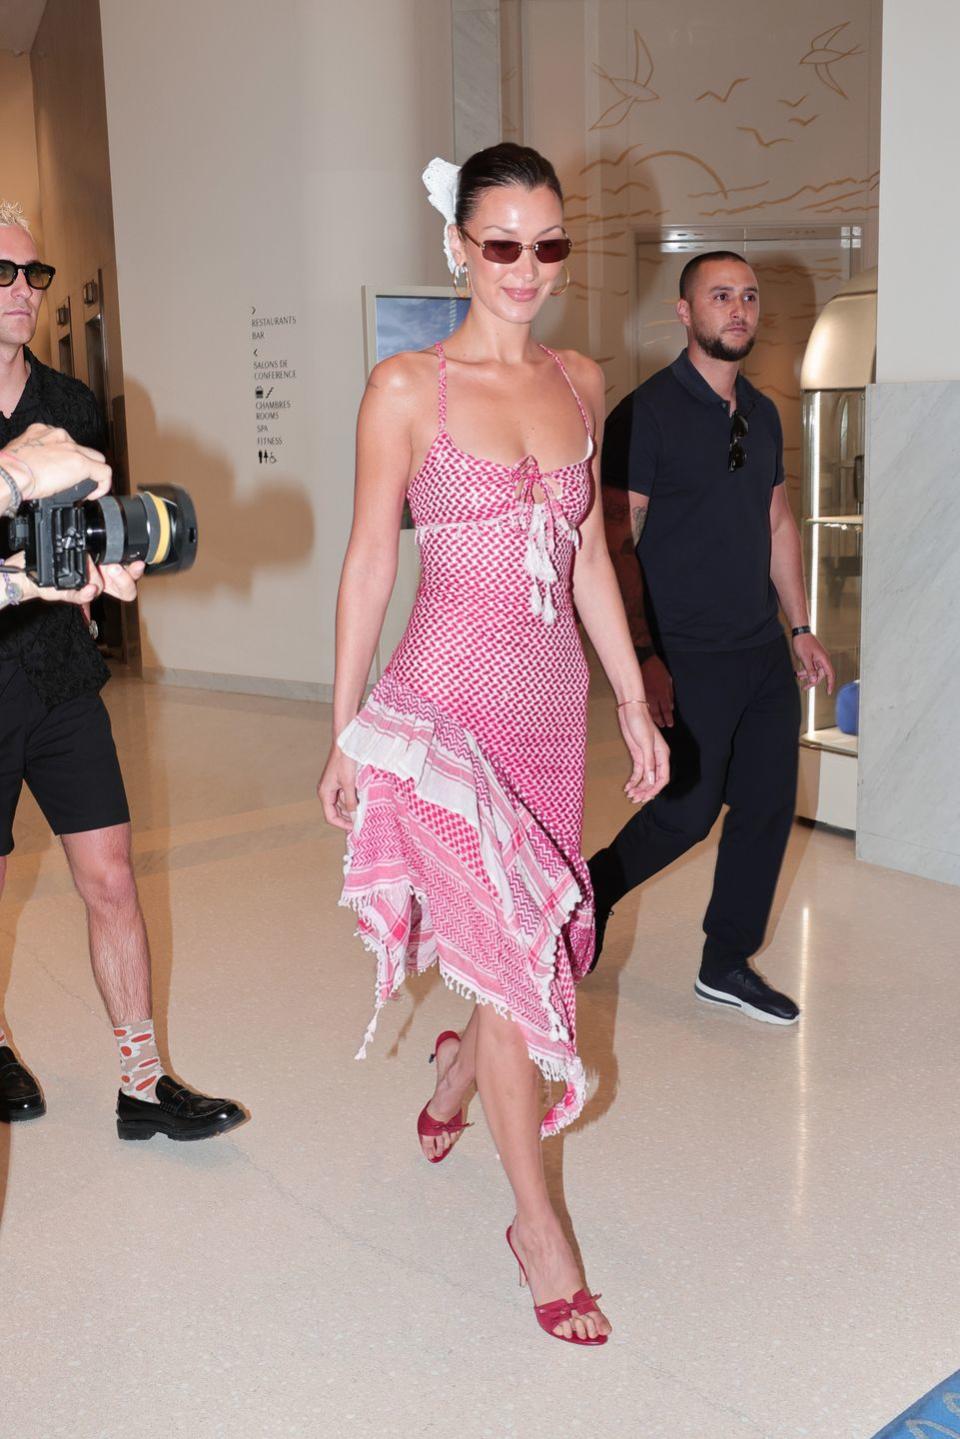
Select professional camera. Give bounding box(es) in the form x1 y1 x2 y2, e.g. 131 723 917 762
1 480 198 590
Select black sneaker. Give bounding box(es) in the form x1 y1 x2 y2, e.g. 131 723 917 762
694 966 799 1025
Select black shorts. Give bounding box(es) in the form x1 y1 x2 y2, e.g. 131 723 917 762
0 660 130 856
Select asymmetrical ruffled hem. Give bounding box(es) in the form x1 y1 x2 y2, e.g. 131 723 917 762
339 675 589 1137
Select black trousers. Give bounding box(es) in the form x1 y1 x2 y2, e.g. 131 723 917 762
593 636 801 974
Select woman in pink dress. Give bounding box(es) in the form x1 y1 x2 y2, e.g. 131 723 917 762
319 144 668 1345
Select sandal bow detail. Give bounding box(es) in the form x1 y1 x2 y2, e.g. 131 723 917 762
417 1030 470 1163
505 1225 608 1346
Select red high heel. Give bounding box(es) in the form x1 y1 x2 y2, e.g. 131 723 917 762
505 1225 608 1346
416 1030 470 1164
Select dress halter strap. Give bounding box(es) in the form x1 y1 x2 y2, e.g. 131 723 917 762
538 343 592 441
434 342 447 431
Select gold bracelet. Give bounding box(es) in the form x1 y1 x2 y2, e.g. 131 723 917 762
617 698 649 710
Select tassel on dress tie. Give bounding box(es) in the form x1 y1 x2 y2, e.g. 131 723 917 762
512 455 579 627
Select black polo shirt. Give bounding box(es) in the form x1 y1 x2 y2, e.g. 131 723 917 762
602 350 785 653
0 347 110 705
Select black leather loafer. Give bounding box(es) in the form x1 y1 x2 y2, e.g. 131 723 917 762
116 1073 247 1141
0 1045 46 1122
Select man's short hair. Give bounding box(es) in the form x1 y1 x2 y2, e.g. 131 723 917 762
0 201 32 234
679 249 751 300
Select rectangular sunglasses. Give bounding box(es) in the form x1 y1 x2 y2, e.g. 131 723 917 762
460 228 572 265
0 260 56 290
728 411 749 471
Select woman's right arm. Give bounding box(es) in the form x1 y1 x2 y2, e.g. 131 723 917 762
318 357 418 829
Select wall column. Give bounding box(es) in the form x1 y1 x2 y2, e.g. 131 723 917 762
858 0 960 884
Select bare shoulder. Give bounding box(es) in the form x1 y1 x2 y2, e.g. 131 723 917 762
555 349 605 411
366 348 439 406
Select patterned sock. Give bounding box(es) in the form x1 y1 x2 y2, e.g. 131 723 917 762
0 1024 7 1047
114 1019 165 1103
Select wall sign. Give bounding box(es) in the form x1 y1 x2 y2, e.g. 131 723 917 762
251 306 298 464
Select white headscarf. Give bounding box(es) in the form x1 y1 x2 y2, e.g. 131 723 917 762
421 157 462 274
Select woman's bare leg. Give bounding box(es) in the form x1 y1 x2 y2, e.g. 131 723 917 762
474 1005 610 1341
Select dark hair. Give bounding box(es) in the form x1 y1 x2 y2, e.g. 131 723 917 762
679 250 753 300
455 142 563 227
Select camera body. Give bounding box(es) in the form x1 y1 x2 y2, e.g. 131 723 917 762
2 481 198 589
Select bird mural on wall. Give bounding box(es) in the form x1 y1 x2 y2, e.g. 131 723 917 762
800 22 864 99
591 30 659 130
738 126 791 149
696 77 749 103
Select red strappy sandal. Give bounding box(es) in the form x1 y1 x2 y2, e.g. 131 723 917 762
416 1030 470 1164
505 1225 608 1346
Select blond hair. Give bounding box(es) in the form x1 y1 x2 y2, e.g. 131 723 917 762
0 201 31 233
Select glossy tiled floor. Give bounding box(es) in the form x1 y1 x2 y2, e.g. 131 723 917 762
2 675 958 1439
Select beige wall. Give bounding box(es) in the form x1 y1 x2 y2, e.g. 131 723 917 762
0 48 49 363
876 0 960 381
503 0 882 489
99 0 454 695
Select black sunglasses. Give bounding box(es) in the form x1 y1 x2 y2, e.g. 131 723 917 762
728 410 748 471
460 227 572 265
0 260 56 291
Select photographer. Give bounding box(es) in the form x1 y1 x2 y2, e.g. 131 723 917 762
0 201 244 1141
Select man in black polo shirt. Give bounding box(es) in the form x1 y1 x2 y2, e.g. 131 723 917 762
0 201 245 1138
591 250 834 1024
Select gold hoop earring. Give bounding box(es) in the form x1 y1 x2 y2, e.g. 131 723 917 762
453 264 471 299
550 264 570 298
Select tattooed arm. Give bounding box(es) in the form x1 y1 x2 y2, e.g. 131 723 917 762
601 484 653 653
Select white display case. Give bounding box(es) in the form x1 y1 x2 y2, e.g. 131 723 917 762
796 269 877 831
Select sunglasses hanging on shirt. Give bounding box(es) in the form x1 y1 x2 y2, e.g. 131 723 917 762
0 260 56 291
728 411 749 472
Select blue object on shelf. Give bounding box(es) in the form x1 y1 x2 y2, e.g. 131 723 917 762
835 680 859 735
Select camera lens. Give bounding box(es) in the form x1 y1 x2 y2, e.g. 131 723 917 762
82 486 198 575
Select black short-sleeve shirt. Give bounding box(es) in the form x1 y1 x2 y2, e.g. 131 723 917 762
602 350 785 653
0 347 111 705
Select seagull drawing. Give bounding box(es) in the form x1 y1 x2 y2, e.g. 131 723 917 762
696 77 749 104
800 22 864 100
591 30 659 130
738 126 791 149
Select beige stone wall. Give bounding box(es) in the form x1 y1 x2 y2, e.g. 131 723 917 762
100 0 455 693
504 0 882 407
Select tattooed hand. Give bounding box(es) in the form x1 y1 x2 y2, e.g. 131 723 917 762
0 423 112 508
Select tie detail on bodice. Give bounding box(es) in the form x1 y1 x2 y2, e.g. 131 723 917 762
511 454 581 625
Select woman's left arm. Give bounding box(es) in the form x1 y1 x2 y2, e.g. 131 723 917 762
568 357 669 803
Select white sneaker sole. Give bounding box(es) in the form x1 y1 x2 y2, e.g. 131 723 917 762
694 979 800 1026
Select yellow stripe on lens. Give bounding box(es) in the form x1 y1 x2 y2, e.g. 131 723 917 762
144 490 172 564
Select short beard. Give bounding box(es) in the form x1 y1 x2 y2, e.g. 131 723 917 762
692 324 755 362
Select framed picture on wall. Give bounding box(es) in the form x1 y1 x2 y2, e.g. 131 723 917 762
362 284 470 370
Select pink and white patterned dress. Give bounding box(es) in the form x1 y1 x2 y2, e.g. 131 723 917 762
339 343 595 1136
